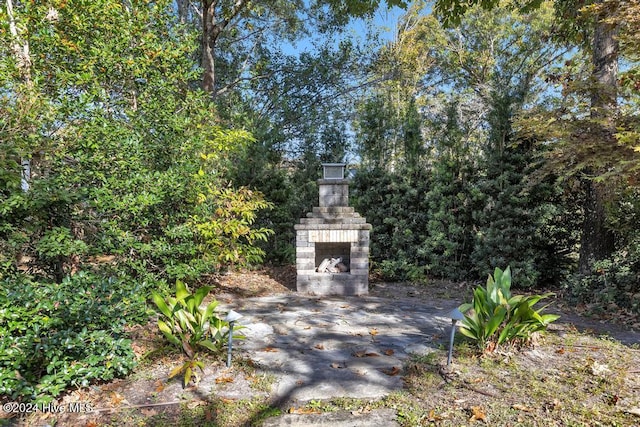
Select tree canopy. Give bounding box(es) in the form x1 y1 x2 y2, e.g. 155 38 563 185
1 0 639 403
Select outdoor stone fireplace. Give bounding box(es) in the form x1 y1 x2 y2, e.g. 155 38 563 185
295 163 371 296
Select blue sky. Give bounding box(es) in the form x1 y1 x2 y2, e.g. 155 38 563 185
281 3 408 55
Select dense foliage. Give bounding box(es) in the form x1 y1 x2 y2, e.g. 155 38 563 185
1 0 639 405
348 4 579 287
1 0 273 402
0 273 145 402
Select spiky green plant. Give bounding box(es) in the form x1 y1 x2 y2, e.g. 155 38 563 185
458 266 559 351
151 280 243 386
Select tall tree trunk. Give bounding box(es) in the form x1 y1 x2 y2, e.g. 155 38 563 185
202 0 216 93
200 0 249 95
578 0 618 274
6 0 31 84
579 180 615 273
7 0 33 192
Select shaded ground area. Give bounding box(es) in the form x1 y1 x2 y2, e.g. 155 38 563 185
224 294 458 403
212 266 639 345
10 267 640 426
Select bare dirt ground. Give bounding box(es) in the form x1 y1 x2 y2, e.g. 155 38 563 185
10 267 640 427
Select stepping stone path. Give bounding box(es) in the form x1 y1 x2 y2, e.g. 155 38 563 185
223 295 459 403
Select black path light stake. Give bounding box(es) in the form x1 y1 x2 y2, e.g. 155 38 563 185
225 310 243 368
447 308 465 366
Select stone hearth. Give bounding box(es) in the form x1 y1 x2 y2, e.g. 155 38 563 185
295 169 371 296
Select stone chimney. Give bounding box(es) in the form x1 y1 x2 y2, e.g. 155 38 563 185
294 163 371 296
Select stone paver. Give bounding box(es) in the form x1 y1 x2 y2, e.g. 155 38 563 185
222 295 459 403
213 292 640 426
217 293 640 426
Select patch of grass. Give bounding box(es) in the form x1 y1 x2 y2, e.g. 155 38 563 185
190 397 282 427
378 391 431 425
390 329 640 426
247 372 276 393
232 357 277 393
97 396 282 427
305 397 369 413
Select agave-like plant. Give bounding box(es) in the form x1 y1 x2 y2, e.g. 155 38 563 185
458 267 559 351
151 280 242 386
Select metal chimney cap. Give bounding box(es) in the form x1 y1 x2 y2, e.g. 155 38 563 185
322 163 346 180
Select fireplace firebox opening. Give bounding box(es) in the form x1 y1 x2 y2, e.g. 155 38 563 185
315 242 350 273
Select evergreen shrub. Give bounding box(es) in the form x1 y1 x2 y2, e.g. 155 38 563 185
0 272 146 402
566 238 640 316
351 167 431 281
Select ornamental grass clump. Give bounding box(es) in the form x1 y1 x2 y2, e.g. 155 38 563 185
458 266 559 352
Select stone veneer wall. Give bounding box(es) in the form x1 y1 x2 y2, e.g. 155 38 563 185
295 179 371 296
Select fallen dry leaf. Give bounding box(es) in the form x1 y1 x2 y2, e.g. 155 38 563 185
353 351 380 358
220 398 237 404
314 344 325 350
351 405 372 415
427 409 444 421
215 376 234 384
109 392 125 407
512 403 533 412
556 347 565 354
381 366 400 376
289 407 321 415
85 421 99 427
331 362 346 369
131 342 146 358
140 408 157 417
187 400 207 409
383 349 395 356
154 380 165 392
261 347 279 352
469 406 487 422
369 328 379 336
101 380 123 392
